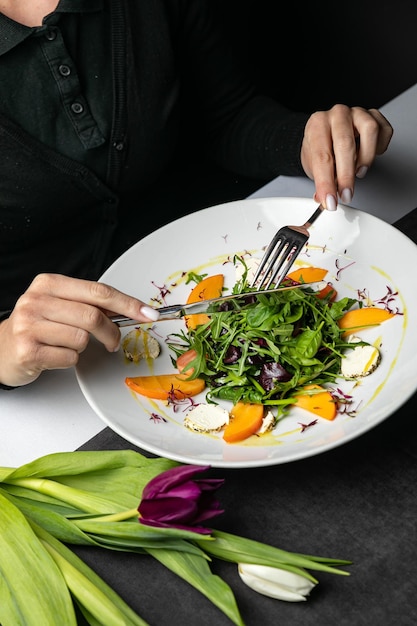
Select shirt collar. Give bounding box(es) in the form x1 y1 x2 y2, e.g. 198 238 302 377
0 0 103 55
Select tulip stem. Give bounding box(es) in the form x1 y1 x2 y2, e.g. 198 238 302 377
74 508 139 524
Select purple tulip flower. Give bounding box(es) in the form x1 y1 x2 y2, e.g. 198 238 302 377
138 465 224 534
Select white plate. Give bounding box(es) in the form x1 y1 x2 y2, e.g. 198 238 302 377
76 197 417 468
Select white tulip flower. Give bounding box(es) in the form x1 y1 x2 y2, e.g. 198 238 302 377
238 563 317 602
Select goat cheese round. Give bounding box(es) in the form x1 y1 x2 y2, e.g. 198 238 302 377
341 336 381 378
184 404 230 433
122 328 161 363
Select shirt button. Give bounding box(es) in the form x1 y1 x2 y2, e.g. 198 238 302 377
59 64 71 77
71 102 84 114
45 28 57 41
114 142 125 151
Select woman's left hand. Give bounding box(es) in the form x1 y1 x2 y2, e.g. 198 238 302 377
301 104 393 211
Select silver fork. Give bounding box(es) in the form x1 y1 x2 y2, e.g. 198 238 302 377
250 204 325 290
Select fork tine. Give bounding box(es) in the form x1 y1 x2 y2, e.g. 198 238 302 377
250 204 325 290
250 236 305 290
250 232 285 288
264 241 305 288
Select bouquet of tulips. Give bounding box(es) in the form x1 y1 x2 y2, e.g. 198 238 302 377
0 450 351 625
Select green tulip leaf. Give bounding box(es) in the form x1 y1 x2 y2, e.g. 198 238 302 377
147 546 244 626
0 493 77 626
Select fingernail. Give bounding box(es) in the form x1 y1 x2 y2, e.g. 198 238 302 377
356 166 368 179
113 338 121 353
325 194 337 212
140 305 160 321
340 188 352 204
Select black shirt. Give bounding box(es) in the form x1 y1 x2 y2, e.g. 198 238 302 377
0 0 309 314
0 0 110 176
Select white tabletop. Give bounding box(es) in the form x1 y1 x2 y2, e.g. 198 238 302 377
3 84 417 468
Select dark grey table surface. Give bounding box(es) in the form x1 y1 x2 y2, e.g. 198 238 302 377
74 209 417 626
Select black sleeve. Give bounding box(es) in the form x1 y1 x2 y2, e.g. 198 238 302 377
177 1 309 180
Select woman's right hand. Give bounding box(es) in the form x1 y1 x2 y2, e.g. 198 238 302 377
0 273 160 388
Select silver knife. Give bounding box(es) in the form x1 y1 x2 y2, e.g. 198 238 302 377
110 281 327 327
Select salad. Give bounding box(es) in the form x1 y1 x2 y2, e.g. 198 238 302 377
124 257 396 443
169 271 355 404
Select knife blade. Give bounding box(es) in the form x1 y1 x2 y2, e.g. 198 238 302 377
110 281 327 327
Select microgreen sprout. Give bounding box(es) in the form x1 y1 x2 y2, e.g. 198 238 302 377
299 419 318 432
167 394 201 414
150 280 173 305
330 387 357 417
150 413 167 424
375 285 402 314
335 258 355 279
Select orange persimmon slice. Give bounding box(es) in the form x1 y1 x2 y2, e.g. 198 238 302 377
338 307 396 337
185 274 224 329
286 266 336 301
223 402 265 443
125 373 205 400
292 384 337 421
286 266 328 283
